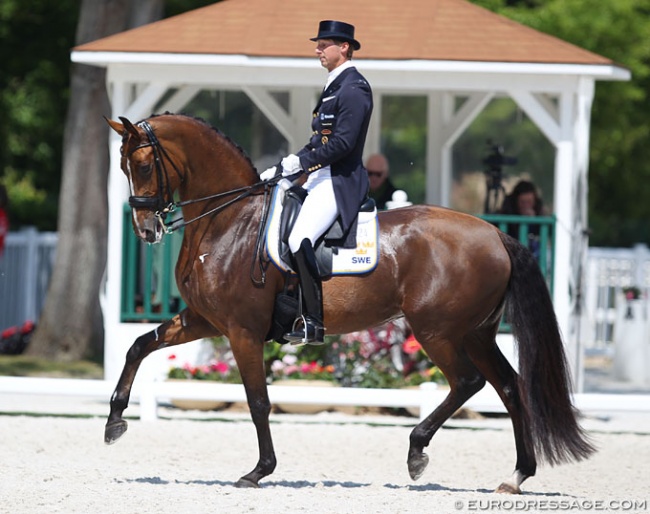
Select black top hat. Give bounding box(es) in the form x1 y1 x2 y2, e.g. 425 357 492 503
310 20 361 51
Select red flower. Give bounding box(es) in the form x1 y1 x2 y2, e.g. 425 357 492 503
21 320 34 333
403 335 422 355
1 326 17 339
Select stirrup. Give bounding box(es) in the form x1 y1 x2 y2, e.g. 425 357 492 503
284 315 325 346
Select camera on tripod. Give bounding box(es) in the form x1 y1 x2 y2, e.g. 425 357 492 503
483 140 517 214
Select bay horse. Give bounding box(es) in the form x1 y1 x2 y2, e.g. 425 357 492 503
105 113 594 492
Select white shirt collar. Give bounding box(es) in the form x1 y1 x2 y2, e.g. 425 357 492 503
324 60 354 91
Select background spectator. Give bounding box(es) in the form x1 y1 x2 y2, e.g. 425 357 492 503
500 179 544 218
499 179 546 257
366 153 397 210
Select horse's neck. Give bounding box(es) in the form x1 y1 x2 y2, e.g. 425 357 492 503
180 188 260 243
179 148 257 223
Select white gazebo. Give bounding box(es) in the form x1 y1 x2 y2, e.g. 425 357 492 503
72 0 630 389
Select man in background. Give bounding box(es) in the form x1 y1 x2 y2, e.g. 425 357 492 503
365 153 396 210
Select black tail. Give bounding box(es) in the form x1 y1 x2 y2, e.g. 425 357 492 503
499 233 595 465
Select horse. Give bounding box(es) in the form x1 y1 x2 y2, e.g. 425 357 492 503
105 113 594 492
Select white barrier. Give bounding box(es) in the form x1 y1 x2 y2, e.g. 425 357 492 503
2 376 650 422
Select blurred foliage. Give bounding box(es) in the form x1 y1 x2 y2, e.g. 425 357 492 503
0 0 217 231
1 0 649 246
0 0 79 230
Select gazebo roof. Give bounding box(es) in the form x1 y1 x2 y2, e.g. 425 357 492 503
74 0 616 66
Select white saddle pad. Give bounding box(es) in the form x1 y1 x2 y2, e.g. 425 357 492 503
265 186 379 275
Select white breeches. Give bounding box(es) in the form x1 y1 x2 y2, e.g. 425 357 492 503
288 167 340 253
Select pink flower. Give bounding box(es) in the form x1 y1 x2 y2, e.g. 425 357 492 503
213 361 229 374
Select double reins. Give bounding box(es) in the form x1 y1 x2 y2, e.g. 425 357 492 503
128 120 289 235
128 119 298 285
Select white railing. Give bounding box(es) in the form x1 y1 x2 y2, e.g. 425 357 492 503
582 244 650 352
1 375 649 421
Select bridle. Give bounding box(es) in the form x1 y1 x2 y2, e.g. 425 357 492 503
126 119 294 285
126 120 286 235
127 121 182 228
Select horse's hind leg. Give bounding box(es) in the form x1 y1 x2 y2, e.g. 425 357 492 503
407 338 486 481
464 329 536 493
104 309 219 445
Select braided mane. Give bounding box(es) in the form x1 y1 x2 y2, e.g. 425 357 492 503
146 112 258 173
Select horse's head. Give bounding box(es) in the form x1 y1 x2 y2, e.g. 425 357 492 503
107 116 183 243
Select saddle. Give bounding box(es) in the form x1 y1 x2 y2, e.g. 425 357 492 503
275 185 378 279
264 184 379 344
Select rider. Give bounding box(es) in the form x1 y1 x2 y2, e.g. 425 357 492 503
260 20 373 344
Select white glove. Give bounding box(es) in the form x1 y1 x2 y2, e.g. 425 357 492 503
259 166 277 181
281 154 302 177
278 178 293 204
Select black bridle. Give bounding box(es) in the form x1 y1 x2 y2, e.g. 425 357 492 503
126 119 297 285
126 120 287 235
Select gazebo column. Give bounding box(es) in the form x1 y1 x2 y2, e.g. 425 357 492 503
426 91 449 206
569 79 595 392
427 91 494 206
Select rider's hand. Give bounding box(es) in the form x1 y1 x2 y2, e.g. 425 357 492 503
281 154 302 177
259 166 277 181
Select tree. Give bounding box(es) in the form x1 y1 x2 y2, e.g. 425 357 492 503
473 0 650 245
26 0 164 361
0 0 79 230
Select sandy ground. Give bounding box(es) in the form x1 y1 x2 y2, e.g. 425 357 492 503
1 397 649 514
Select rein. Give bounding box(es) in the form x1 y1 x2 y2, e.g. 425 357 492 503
128 119 296 284
129 120 288 235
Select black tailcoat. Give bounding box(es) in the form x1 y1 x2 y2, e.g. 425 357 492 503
297 66 373 247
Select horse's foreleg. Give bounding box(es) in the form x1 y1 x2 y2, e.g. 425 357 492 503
104 309 220 445
407 340 486 481
228 333 276 488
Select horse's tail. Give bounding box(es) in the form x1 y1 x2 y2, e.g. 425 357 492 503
499 232 595 465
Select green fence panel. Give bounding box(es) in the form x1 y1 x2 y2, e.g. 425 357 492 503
121 204 185 322
480 214 556 333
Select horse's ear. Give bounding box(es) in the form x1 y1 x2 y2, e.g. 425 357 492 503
105 116 124 135
118 116 140 137
104 115 140 138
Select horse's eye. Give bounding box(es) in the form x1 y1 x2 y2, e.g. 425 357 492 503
137 162 152 175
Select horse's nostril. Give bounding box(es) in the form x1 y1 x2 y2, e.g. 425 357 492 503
143 229 156 243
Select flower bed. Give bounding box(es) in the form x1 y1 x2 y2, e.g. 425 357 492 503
166 322 448 411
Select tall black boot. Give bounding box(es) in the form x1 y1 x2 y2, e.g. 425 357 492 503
284 239 325 345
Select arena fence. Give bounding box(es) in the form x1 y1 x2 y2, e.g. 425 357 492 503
0 228 57 331
2 228 649 419
1 375 649 421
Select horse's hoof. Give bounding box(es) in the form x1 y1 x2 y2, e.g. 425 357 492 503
235 477 260 488
104 419 128 445
496 482 521 494
408 452 429 481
